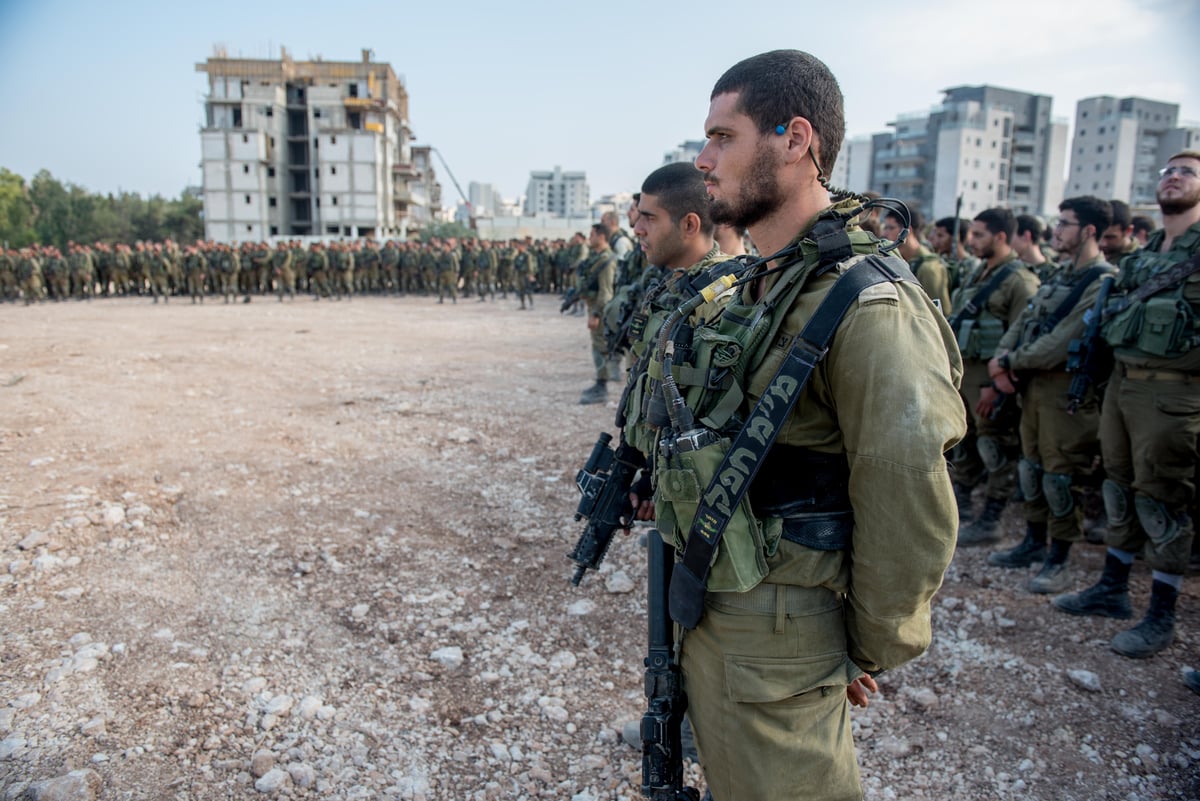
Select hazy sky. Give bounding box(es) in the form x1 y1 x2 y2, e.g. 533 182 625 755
1 0 1196 202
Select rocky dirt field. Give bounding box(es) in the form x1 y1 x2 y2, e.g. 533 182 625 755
0 294 1197 801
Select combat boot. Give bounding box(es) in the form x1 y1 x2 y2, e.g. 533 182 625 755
953 481 975 521
1111 580 1177 658
988 521 1047 568
957 496 1005 546
1052 552 1132 619
1028 538 1073 594
579 380 608 405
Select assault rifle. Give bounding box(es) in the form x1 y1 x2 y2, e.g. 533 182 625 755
559 286 581 314
641 529 700 801
567 432 645 585
1066 274 1116 414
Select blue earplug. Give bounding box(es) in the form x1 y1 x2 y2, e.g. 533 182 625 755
775 124 786 135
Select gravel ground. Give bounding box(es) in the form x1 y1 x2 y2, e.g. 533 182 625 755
0 295 1197 801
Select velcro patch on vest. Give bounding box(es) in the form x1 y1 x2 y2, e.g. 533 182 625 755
858 282 899 305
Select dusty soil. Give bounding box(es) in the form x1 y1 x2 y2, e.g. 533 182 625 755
0 294 1197 801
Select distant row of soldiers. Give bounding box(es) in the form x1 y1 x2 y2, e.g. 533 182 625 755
0 235 601 306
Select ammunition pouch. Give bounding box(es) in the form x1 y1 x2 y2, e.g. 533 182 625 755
656 436 776 593
751 446 854 552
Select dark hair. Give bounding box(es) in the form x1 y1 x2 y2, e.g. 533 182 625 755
1131 215 1157 236
1060 196 1113 236
1016 214 1044 241
641 162 714 235
711 49 845 177
935 217 971 243
974 208 1016 241
884 206 923 232
1107 198 1132 229
590 223 606 237
631 192 641 202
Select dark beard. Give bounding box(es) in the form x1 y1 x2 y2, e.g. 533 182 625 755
710 141 784 229
1158 185 1200 216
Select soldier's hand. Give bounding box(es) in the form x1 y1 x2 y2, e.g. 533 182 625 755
847 674 878 708
975 386 1001 419
587 314 601 331
628 491 656 525
993 371 1018 395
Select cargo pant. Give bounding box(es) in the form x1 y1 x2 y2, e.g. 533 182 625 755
1019 372 1101 540
681 581 863 801
1100 366 1199 573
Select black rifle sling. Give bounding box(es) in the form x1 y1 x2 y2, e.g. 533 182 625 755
1102 251 1200 323
669 254 919 630
949 262 1017 334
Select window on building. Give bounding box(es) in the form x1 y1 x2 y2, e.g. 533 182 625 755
315 197 320 207
348 83 359 98
234 109 243 128
348 113 361 130
972 181 978 189
245 194 251 204
314 108 322 118
267 167 276 178
327 225 339 234
265 107 273 117
243 165 250 174
1079 129 1086 137
332 196 338 206
270 226 279 236
1099 126 1105 134
331 166 337 175
1097 145 1104 153
269 197 277 208
247 225 252 232
313 138 319 149
343 226 352 236
331 135 337 145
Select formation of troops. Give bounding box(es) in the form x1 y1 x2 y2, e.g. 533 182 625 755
4 151 1198 689
0 235 602 307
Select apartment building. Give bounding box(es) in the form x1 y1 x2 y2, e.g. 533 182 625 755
197 46 429 242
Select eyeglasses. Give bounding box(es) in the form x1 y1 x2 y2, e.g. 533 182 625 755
1159 165 1199 179
1053 219 1081 229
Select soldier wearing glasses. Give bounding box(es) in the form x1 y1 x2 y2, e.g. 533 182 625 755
1055 151 1200 659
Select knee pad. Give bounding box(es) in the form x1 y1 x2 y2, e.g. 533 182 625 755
1018 458 1043 502
1134 494 1184 548
1042 472 1075 518
1102 479 1133 527
976 436 1007 473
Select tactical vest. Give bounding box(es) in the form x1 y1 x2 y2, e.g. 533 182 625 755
950 257 1021 360
1103 225 1200 359
644 215 906 593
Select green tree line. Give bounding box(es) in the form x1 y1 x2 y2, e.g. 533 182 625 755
0 167 203 250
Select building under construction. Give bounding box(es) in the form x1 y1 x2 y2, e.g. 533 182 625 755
196 46 440 242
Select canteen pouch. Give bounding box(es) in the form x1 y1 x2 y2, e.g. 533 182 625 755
1137 297 1194 358
655 436 780 593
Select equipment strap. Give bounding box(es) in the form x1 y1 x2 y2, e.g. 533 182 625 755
669 254 918 629
1040 265 1107 335
949 262 1017 334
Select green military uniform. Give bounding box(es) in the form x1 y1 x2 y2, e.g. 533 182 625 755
184 249 208 303
1053 220 1200 658
436 246 459 304
419 244 437 296
1098 223 1200 573
497 245 515 298
380 241 400 294
69 247 95 300
1105 240 1139 269
949 253 1040 521
476 243 497 301
45 251 69 300
514 247 536 309
581 246 618 381
643 204 964 800
908 244 951 315
991 255 1116 586
16 251 43 304
0 250 16 301
272 245 295 301
308 246 331 299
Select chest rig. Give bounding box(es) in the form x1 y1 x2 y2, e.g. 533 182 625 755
1103 225 1200 358
636 205 920 628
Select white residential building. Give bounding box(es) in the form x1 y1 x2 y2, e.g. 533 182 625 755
197 46 431 242
663 140 705 166
1067 96 1198 208
524 167 589 217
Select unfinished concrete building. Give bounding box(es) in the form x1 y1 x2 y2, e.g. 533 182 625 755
197 46 434 242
